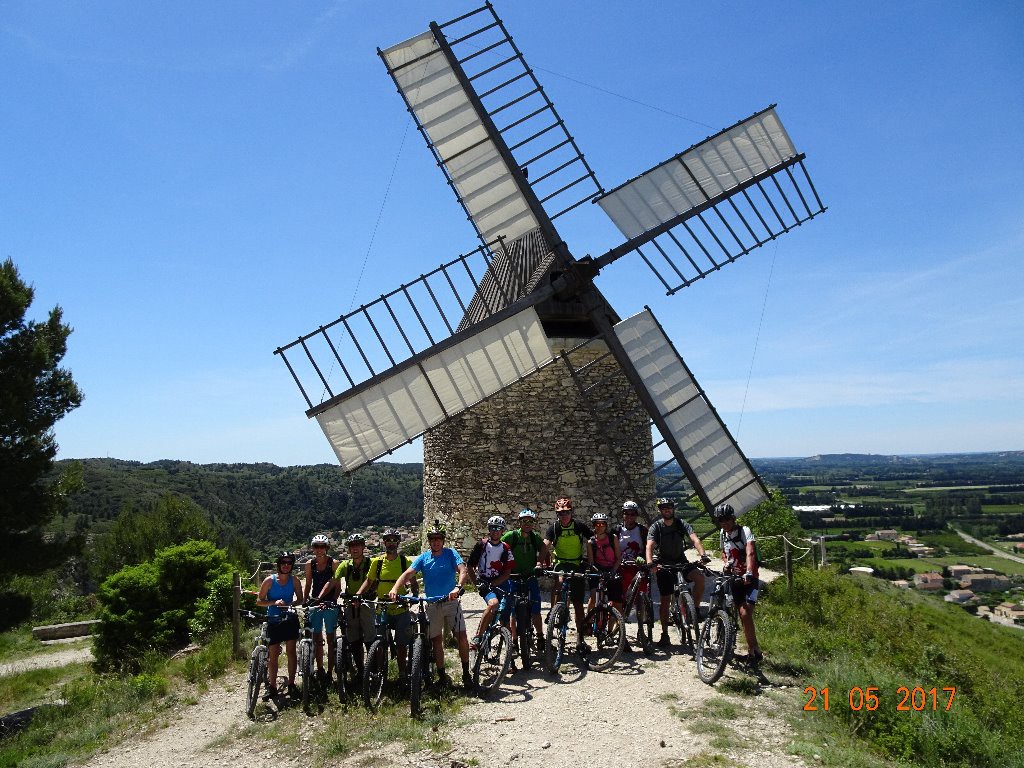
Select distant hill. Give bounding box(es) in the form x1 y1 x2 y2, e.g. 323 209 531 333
54 458 424 550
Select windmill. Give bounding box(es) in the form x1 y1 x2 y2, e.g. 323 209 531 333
274 3 826 543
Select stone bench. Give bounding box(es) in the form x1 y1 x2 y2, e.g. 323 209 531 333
31 620 100 641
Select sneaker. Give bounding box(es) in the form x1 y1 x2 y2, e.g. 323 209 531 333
262 685 278 701
469 635 481 651
749 650 764 666
657 633 670 648
437 670 452 689
462 670 475 690
576 641 590 656
287 683 300 698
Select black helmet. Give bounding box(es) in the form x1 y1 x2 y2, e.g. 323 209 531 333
656 497 675 509
344 533 366 546
712 503 736 522
276 551 295 568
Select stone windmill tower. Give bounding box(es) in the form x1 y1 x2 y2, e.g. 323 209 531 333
274 3 826 547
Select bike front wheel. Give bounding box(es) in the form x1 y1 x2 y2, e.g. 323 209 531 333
246 645 267 718
335 639 350 702
695 608 735 684
636 595 655 655
515 603 532 671
298 639 315 710
544 603 567 675
409 636 427 716
362 638 389 709
473 626 512 695
585 606 625 671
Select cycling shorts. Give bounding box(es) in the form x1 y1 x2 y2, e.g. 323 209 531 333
730 579 759 605
309 604 339 634
267 612 300 645
551 561 587 603
498 577 541 621
426 600 466 639
382 610 412 644
655 561 699 597
620 564 649 595
345 602 375 644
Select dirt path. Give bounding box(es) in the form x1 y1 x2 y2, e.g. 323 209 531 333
78 568 806 768
0 645 93 678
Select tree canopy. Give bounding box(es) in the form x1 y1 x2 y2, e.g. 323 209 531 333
0 258 83 568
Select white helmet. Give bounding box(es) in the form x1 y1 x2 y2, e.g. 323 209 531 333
311 533 329 547
518 509 537 519
621 500 639 512
487 515 507 530
591 512 610 524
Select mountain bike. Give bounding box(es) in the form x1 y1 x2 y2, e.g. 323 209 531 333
298 601 335 711
541 568 591 675
583 570 625 671
506 577 537 671
333 596 360 703
657 559 702 655
472 582 513 695
621 558 655 655
397 594 449 716
239 605 297 718
361 598 402 710
694 565 746 684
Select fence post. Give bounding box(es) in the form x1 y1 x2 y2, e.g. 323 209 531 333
784 537 793 588
231 571 242 659
820 537 828 568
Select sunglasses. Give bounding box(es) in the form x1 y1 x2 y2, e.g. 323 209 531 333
488 526 505 531
557 510 573 515
624 511 639 515
427 535 444 541
383 537 399 543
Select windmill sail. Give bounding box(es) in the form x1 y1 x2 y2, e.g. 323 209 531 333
611 308 767 514
595 106 826 294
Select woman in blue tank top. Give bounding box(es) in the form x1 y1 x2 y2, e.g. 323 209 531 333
257 552 302 698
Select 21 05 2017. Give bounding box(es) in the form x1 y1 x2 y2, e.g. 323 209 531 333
803 686 957 712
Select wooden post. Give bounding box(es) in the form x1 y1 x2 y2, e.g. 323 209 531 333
231 571 242 659
784 537 793 588
820 537 828 568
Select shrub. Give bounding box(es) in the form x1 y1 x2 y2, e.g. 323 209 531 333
93 540 231 670
0 590 33 631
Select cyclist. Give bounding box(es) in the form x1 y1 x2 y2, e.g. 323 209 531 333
543 496 593 653
255 551 302 698
500 509 548 657
616 500 649 616
587 512 622 614
332 533 374 676
712 504 763 665
467 516 515 652
646 498 710 647
390 521 473 688
353 528 416 679
304 533 339 681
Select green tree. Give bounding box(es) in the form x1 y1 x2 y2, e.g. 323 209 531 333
0 258 83 572
738 488 804 565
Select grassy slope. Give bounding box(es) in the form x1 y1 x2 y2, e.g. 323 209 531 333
759 568 1024 768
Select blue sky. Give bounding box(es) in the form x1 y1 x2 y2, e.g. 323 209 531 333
4 1 1022 465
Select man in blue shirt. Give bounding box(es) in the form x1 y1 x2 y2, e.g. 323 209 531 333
391 521 472 688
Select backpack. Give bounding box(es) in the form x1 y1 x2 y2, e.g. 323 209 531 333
723 526 761 567
373 554 418 595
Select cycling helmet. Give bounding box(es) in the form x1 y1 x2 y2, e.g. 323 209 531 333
382 528 401 541
621 500 640 513
427 520 446 539
344 533 365 546
712 503 736 522
518 509 537 519
487 515 506 530
311 533 329 547
656 497 675 509
591 512 609 524
276 551 295 568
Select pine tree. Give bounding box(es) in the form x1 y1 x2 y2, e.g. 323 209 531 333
0 258 84 565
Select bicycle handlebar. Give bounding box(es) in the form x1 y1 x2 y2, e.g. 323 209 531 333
395 594 451 604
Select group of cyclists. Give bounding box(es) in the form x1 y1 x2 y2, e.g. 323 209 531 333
254 495 762 701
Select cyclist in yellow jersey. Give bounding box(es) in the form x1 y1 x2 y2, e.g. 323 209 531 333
332 533 374 677
353 528 416 677
543 496 592 652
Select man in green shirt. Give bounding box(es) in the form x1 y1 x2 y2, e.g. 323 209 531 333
501 509 549 655
353 528 416 677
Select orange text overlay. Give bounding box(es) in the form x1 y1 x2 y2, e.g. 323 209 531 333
803 686 956 712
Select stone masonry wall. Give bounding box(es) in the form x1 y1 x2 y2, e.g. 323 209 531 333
423 338 654 554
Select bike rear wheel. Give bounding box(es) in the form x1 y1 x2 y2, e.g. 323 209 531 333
635 595 655 655
673 590 697 654
695 608 735 684
544 603 567 675
298 639 315 710
585 606 625 671
473 626 512 695
335 640 350 702
515 603 532 671
246 645 267 718
362 638 389 709
409 636 427 716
